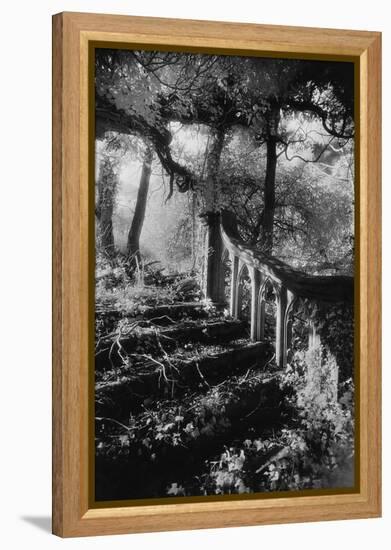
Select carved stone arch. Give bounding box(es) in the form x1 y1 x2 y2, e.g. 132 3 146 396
259 276 278 302
257 277 277 342
284 293 297 330
249 267 261 341
237 262 251 321
228 253 240 318
284 292 297 364
237 260 249 281
273 281 283 302
221 247 229 263
284 295 310 358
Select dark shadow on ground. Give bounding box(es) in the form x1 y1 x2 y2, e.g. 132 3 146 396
21 516 51 534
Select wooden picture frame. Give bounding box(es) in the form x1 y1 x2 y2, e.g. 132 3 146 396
52 11 381 537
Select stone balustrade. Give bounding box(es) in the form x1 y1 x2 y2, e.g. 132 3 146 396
202 210 354 369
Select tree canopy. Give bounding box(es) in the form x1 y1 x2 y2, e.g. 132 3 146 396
95 48 354 273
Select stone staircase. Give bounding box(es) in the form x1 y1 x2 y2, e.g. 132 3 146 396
95 300 283 501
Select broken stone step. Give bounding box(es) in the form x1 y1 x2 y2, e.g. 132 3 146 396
97 301 212 324
159 318 247 342
95 370 283 501
142 302 212 323
95 341 272 419
95 319 248 372
96 301 216 336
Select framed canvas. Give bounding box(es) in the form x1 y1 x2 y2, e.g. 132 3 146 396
52 12 381 537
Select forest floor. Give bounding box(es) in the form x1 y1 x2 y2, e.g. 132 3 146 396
95 271 355 501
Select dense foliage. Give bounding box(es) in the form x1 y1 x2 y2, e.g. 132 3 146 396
196 346 354 495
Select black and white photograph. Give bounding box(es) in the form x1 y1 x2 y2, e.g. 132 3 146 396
94 48 355 503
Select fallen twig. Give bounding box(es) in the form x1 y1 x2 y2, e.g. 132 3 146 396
195 361 210 388
95 416 131 432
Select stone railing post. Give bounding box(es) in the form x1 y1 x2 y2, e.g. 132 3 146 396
256 275 266 340
276 285 288 369
250 268 261 341
257 300 266 341
236 261 244 317
200 212 225 305
284 292 295 364
308 320 320 351
229 253 239 317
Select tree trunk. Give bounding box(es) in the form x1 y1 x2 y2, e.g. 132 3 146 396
262 137 277 254
96 157 116 258
262 105 280 254
204 127 225 212
202 127 226 302
127 146 153 267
